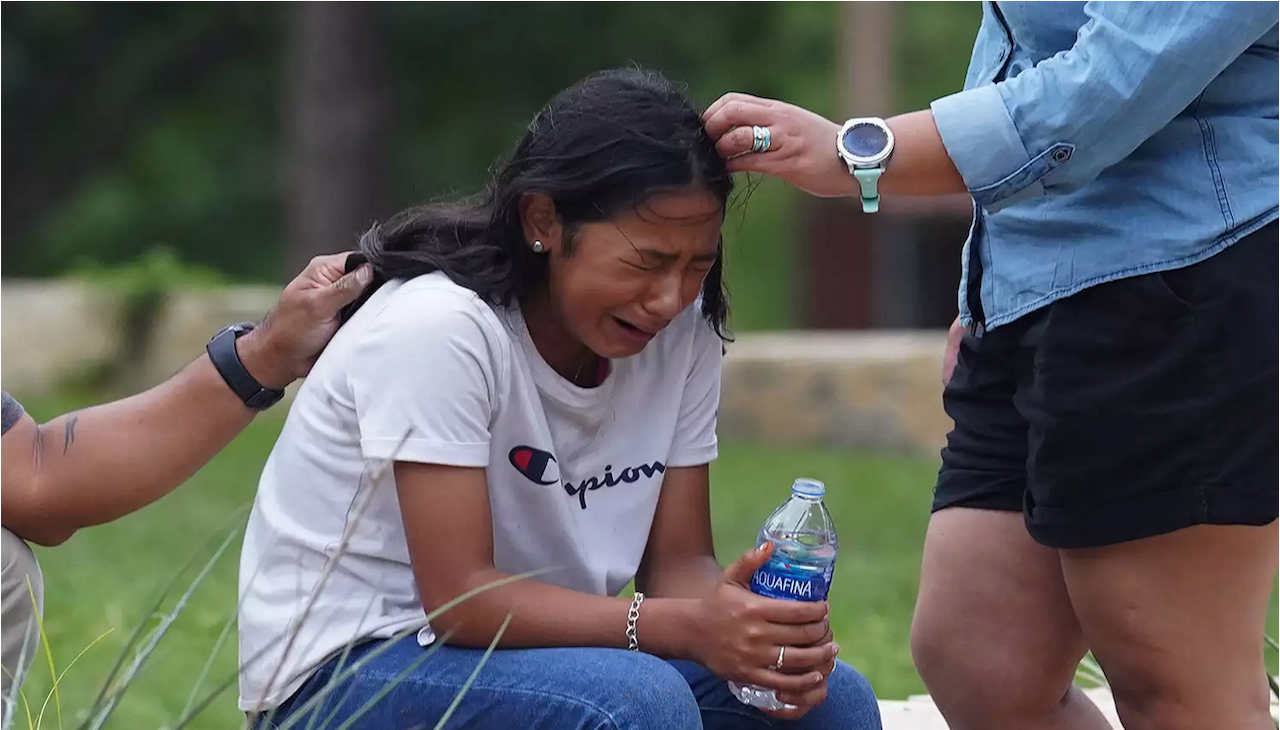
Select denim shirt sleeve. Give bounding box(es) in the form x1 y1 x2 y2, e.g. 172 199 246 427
931 1 1278 212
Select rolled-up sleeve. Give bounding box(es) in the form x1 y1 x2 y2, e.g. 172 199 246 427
931 1 1277 212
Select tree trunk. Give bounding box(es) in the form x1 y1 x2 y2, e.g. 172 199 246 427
802 3 898 330
838 1 894 116
283 2 391 278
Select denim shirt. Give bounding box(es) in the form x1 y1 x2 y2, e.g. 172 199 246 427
930 1 1278 331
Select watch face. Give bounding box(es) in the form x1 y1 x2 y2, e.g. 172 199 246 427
842 123 890 159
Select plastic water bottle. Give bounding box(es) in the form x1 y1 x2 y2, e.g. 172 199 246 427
728 478 838 712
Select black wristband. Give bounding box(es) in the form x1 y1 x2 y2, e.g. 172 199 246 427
206 323 285 412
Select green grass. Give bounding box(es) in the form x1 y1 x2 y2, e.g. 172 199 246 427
709 443 938 700
12 391 1279 729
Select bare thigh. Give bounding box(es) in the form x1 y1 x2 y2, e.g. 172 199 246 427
1061 521 1278 730
911 508 1109 730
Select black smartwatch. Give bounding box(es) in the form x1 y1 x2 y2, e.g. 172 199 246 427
206 322 285 411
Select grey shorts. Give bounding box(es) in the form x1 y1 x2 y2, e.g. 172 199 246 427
2 528 43 720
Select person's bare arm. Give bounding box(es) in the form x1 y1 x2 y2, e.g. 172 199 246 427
394 461 833 697
634 465 722 599
701 95 964 200
702 5 1274 205
635 464 840 719
0 254 372 546
2 358 257 545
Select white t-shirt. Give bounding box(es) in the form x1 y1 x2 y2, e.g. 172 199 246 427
237 272 722 711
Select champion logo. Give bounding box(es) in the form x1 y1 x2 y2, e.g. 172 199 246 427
508 446 560 485
508 445 665 510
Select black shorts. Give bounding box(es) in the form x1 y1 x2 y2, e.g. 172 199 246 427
934 221 1279 549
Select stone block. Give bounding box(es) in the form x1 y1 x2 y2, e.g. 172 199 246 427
145 286 280 386
1 281 124 393
721 332 951 457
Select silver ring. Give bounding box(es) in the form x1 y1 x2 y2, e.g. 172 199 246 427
751 125 772 154
770 645 786 671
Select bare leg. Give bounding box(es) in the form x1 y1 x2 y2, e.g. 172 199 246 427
911 508 1112 730
1062 522 1278 730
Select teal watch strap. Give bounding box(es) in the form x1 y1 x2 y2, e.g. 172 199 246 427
853 167 884 214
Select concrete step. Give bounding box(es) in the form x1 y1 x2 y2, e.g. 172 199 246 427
879 688 1122 729
880 687 1280 729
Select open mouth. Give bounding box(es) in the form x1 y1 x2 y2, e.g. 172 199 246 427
614 317 655 338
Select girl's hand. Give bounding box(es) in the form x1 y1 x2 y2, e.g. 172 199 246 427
688 543 839 696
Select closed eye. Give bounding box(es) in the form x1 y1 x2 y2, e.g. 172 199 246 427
625 256 715 274
624 259 663 272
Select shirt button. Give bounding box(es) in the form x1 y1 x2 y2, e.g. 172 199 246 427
1052 148 1072 163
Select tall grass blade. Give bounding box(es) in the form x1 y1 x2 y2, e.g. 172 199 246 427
83 523 240 730
26 579 62 730
3 575 43 730
171 569 546 730
269 628 455 730
308 636 448 730
178 608 237 721
85 504 249 718
429 614 513 730
254 454 401 704
308 596 390 730
8 677 32 730
35 630 113 730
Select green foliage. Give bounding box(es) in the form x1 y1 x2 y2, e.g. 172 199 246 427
3 2 982 331
54 249 225 392
894 2 983 112
72 247 226 300
2 3 282 281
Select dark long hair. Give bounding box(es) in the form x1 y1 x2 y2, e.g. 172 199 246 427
341 67 734 338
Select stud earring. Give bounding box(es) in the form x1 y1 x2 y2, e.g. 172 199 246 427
531 240 546 253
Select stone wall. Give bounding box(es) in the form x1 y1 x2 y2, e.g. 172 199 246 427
1 281 951 456
721 331 949 457
2 280 281 394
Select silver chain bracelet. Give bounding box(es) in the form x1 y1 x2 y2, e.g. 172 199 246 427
626 592 645 651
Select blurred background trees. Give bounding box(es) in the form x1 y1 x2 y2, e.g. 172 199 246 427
2 1 981 329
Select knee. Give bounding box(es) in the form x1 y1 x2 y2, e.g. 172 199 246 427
1 529 43 606
909 614 992 697
1 529 44 695
910 618 1073 727
820 661 882 730
596 652 699 730
1104 663 1273 730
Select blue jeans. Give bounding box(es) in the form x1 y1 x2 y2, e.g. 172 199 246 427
256 633 882 730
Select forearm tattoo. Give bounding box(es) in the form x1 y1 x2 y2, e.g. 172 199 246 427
63 414 79 455
31 424 44 470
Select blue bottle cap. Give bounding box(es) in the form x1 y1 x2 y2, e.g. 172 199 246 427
792 478 826 497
